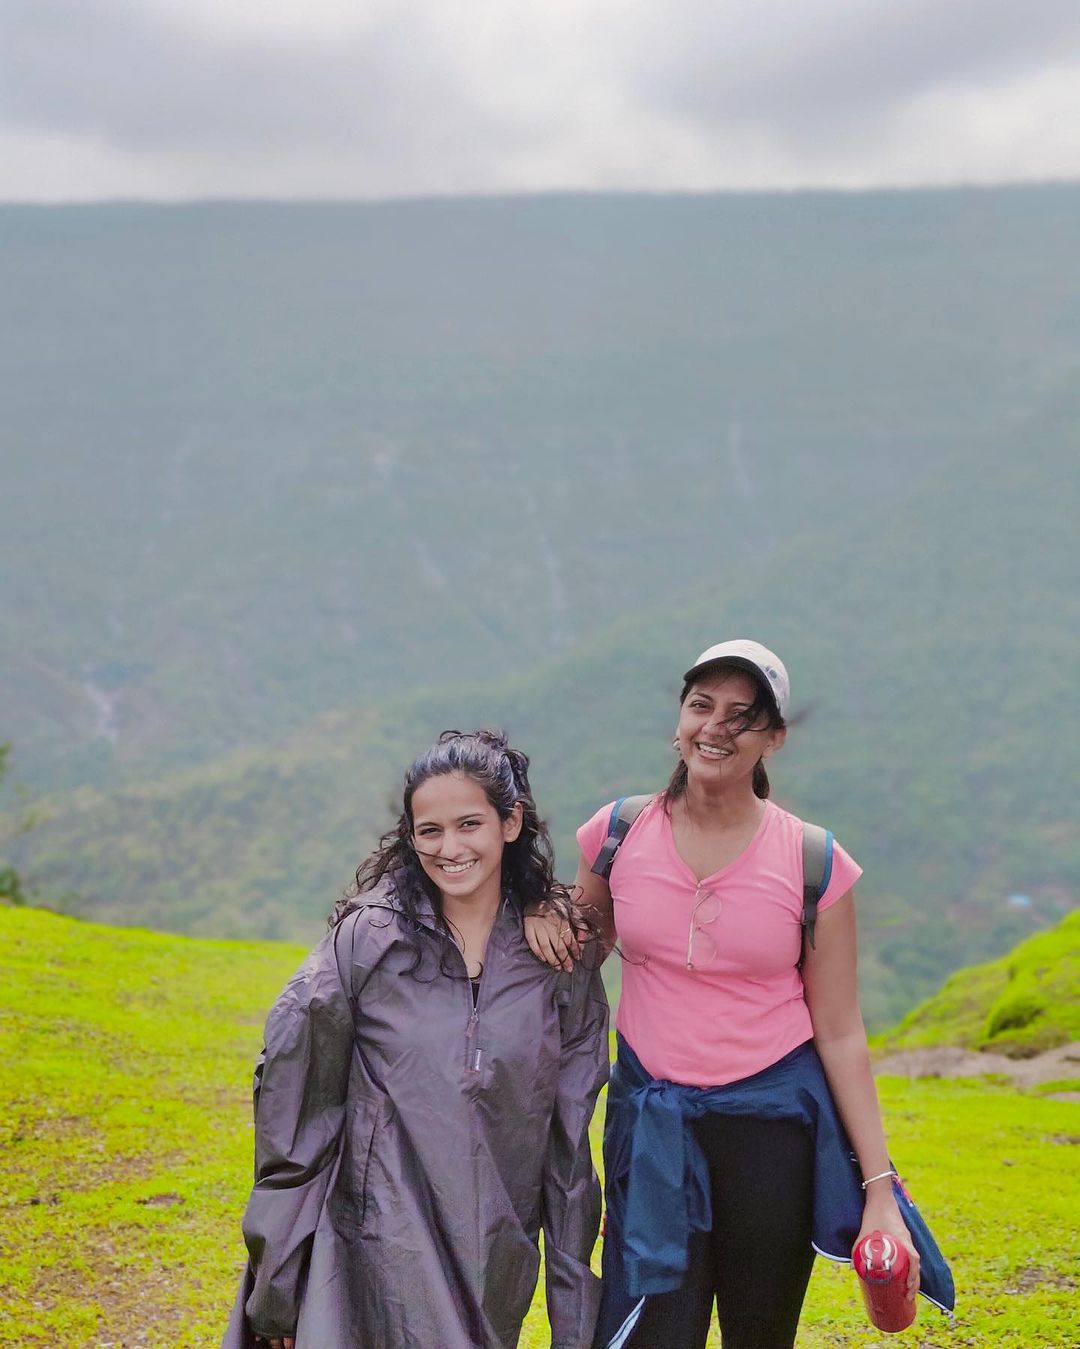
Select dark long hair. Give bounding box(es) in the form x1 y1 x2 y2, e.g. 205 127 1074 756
329 730 587 970
663 664 787 810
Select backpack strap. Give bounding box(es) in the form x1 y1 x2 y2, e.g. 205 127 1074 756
799 822 834 969
590 794 653 880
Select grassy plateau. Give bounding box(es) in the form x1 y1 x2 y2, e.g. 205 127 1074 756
2 905 1078 1348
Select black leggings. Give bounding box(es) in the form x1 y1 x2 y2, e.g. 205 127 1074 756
628 1113 816 1349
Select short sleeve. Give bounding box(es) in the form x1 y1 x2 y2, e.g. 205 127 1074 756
576 802 617 869
817 837 862 913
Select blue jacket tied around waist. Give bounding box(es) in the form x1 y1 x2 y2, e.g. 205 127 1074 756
594 1035 954 1349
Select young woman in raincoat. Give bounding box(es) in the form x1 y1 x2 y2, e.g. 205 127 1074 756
224 730 609 1349
526 640 953 1349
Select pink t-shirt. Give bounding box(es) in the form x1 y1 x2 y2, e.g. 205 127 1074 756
577 796 862 1087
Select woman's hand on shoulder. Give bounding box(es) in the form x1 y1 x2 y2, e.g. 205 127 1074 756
524 908 583 971
256 1337 295 1349
525 850 614 970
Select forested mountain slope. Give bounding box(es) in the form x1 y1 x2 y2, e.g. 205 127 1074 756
14 379 1078 1027
3 186 1079 791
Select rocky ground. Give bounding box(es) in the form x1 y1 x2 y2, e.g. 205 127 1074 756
874 1041 1080 1100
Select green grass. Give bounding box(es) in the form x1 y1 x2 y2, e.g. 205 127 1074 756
0 906 300 1347
877 908 1080 1058
2 907 1078 1348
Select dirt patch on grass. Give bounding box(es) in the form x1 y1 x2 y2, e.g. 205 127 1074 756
1002 1265 1078 1294
873 1041 1080 1089
29 1244 191 1349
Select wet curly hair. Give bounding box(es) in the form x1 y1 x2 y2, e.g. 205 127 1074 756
329 730 591 974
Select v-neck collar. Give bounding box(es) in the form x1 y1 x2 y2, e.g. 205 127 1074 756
663 798 774 885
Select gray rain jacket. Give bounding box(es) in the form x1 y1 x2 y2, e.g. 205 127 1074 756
223 889 609 1349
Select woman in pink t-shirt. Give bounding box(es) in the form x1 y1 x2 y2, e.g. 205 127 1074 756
527 640 921 1349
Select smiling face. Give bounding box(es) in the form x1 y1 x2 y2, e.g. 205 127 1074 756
409 771 523 911
675 667 785 790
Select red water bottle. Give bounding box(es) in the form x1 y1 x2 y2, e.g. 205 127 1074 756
852 1230 917 1332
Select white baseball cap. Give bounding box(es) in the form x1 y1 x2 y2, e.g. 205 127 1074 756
682 639 790 720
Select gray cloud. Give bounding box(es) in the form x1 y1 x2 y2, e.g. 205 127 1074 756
638 0 1080 140
2 0 1079 198
1 0 479 155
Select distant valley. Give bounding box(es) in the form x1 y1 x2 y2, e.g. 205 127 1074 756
3 186 1079 1025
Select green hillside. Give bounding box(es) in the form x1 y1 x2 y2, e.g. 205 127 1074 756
2 905 1079 1347
879 908 1080 1059
11 377 1078 1027
4 187 1080 792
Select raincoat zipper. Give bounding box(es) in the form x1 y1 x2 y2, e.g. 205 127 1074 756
439 925 489 1075
466 1003 482 1073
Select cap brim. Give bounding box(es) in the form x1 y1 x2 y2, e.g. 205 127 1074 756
682 655 783 716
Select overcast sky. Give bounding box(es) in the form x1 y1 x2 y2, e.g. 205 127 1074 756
3 0 1080 202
